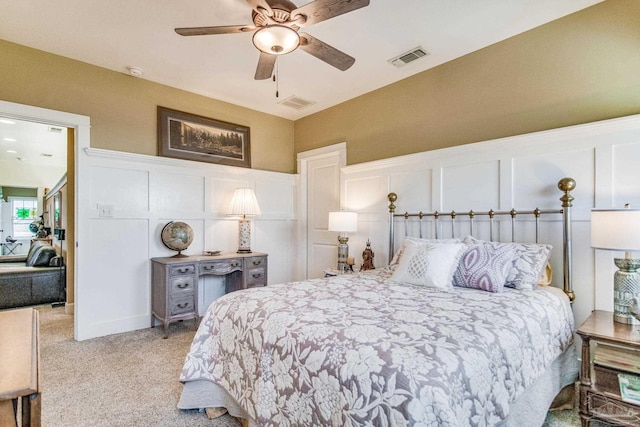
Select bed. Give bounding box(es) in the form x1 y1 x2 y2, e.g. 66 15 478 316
178 178 579 426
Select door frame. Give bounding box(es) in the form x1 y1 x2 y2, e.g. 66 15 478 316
0 100 89 339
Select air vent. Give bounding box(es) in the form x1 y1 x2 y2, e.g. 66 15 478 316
388 47 430 68
48 126 64 134
278 96 316 110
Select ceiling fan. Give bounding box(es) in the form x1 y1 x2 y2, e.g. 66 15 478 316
175 0 370 80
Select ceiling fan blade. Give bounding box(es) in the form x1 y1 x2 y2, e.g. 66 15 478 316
175 25 256 36
298 33 355 71
245 0 274 16
292 0 370 27
254 52 277 80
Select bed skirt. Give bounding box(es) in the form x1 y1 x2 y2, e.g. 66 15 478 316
178 342 579 426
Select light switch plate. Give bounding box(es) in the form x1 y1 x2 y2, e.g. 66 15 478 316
98 204 114 217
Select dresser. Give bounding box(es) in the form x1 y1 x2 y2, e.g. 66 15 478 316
151 252 267 338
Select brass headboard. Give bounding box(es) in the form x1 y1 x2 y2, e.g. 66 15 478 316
388 177 576 302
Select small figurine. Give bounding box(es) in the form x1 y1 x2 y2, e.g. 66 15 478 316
360 240 375 271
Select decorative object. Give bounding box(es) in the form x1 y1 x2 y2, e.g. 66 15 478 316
228 189 261 253
160 221 194 257
158 107 250 168
328 211 357 272
360 239 375 271
591 207 640 324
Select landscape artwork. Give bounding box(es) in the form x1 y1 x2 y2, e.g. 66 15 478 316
158 107 250 168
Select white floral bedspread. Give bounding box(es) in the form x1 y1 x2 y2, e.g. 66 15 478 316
180 270 574 426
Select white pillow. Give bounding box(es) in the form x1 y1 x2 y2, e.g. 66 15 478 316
389 237 461 270
390 241 465 289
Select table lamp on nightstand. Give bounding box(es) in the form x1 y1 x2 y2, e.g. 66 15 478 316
591 206 640 324
328 211 358 273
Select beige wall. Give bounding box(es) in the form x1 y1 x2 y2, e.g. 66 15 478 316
295 0 640 165
0 40 295 173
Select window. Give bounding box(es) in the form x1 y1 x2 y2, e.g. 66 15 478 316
11 198 38 238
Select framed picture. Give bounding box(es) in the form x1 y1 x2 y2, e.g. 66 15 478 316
157 107 251 168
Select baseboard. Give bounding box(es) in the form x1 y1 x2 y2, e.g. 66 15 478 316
65 302 75 315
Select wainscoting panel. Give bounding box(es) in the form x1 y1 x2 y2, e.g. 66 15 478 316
341 114 640 328
441 160 500 211
153 172 205 214
77 148 297 340
89 166 149 213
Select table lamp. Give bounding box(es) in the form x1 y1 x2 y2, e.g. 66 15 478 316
228 188 261 253
591 206 640 324
328 211 358 272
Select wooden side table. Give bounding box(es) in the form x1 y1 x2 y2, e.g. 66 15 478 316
0 308 41 427
576 310 640 426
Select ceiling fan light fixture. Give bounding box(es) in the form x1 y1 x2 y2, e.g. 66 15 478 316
252 25 299 55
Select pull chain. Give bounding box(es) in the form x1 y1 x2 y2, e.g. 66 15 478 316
274 58 279 98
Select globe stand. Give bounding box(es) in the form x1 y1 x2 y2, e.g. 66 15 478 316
172 251 187 258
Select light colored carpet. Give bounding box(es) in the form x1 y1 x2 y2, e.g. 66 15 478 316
36 305 581 426
38 306 240 427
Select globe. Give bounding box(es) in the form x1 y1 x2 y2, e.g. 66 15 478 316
160 221 194 257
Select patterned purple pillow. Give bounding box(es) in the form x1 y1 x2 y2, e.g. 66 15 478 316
453 243 516 292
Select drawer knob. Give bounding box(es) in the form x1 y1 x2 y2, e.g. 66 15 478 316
232 262 240 267
177 283 189 289
178 268 188 273
253 260 261 265
252 273 261 278
203 265 213 270
177 302 189 309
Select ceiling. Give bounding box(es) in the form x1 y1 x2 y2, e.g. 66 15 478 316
0 0 602 121
0 118 67 168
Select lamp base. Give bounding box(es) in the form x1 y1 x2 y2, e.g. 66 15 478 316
337 236 349 273
237 218 252 254
613 258 640 324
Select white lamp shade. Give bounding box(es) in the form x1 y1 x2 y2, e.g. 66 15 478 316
591 209 640 251
228 188 262 217
252 25 300 55
328 211 358 233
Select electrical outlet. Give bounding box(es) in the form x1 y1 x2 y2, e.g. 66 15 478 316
98 204 114 217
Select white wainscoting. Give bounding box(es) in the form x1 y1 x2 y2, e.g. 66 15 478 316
76 148 298 340
340 114 640 328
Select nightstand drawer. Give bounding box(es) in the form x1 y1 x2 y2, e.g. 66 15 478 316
200 259 242 275
169 295 196 315
169 264 196 276
170 275 196 295
588 392 640 424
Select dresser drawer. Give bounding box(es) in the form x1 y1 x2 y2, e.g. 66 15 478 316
170 275 195 295
247 256 266 268
200 259 242 275
246 267 266 286
169 295 196 316
169 264 196 276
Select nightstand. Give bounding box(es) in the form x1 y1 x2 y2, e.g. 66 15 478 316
576 310 640 426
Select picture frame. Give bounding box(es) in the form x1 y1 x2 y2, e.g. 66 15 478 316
157 106 251 168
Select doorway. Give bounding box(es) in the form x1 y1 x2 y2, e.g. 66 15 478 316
0 100 89 340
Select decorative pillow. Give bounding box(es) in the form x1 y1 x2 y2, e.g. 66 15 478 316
390 241 465 289
25 243 57 267
537 263 553 286
463 236 552 290
452 242 516 292
389 237 461 270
